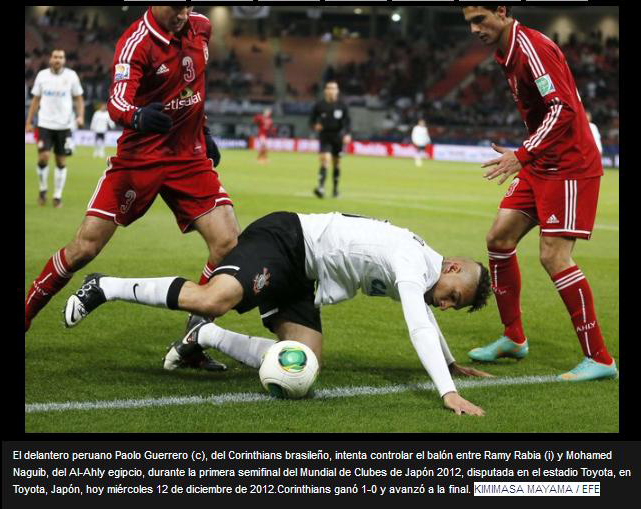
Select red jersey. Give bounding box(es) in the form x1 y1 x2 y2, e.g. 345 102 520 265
107 9 211 161
497 20 602 180
253 114 274 137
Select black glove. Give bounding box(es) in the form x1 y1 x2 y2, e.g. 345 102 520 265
131 102 172 133
203 125 221 167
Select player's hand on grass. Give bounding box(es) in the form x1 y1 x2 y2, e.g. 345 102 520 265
449 362 495 378
481 143 522 185
443 392 485 416
132 102 172 134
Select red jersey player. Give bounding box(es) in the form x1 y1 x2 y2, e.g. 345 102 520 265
253 108 274 163
461 6 617 381
25 7 240 371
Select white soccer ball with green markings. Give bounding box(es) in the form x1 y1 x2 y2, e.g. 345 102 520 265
259 341 319 399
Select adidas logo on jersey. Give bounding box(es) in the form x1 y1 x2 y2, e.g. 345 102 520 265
156 64 169 75
546 214 560 224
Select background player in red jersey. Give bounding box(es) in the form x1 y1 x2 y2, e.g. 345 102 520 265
253 108 274 164
25 7 240 370
461 6 617 382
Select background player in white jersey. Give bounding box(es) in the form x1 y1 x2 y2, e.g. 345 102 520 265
411 119 431 167
89 102 116 158
64 212 493 416
25 49 84 208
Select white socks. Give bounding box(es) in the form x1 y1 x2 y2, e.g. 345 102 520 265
196 323 276 369
37 164 49 192
100 277 177 308
53 167 67 200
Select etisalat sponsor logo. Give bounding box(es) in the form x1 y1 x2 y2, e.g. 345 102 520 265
164 87 202 110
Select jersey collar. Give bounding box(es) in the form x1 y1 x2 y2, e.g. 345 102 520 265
144 8 192 45
495 19 519 68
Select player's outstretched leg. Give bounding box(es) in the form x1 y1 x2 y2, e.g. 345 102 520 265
64 273 107 327
163 321 227 372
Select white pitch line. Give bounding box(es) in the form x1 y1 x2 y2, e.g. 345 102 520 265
25 375 558 414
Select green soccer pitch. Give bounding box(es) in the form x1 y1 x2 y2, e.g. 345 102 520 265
24 145 619 432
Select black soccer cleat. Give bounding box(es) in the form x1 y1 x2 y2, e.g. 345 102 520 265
185 313 211 334
313 186 325 199
163 322 227 372
63 273 107 328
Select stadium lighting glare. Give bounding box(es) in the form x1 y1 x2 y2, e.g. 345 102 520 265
354 8 362 15
391 13 401 23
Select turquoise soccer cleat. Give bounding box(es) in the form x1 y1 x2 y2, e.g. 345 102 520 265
557 357 618 382
468 335 529 362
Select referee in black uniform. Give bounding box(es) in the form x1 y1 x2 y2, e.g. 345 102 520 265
309 81 351 198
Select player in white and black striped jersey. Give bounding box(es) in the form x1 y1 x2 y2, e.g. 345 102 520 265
90 103 116 158
25 49 84 208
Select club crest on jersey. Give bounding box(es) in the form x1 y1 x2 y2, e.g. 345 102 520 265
535 74 556 97
253 268 271 295
505 178 520 198
180 87 194 99
114 63 130 82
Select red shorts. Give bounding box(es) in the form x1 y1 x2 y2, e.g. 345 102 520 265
500 170 600 240
86 156 233 232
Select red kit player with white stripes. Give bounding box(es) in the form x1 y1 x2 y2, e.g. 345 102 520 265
462 6 617 381
25 7 240 367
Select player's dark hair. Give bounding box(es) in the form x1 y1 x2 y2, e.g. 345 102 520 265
469 262 491 313
478 6 512 17
50 48 65 55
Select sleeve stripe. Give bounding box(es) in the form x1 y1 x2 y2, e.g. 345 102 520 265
524 102 562 151
113 82 133 112
121 23 147 64
517 33 546 78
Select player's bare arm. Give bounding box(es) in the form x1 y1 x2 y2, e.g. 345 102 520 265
74 95 85 128
25 96 40 132
481 143 522 184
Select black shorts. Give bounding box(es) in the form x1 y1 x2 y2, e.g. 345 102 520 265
95 132 105 141
212 211 322 334
37 127 73 156
319 131 343 157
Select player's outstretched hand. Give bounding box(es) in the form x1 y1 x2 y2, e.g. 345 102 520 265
443 392 485 416
481 143 522 185
132 102 172 133
449 362 495 378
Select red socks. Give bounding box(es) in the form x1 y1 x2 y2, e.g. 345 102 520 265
198 261 216 285
25 249 73 331
488 247 526 344
552 265 613 365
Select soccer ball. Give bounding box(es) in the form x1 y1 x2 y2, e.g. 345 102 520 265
259 341 319 399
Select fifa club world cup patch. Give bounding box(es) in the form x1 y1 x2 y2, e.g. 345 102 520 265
253 268 271 295
535 74 556 96
114 63 131 82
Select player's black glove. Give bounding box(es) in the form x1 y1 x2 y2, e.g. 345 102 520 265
131 102 172 133
203 125 221 167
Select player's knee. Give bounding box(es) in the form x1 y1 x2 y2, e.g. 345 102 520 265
485 229 515 251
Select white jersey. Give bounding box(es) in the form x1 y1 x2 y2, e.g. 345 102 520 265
31 67 83 130
298 212 456 397
90 110 115 133
411 125 430 147
298 212 443 306
589 122 603 155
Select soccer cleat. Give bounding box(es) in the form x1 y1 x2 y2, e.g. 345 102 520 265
63 273 107 328
468 335 529 362
185 313 211 334
53 198 62 208
163 322 227 372
38 191 46 206
332 189 339 198
313 186 325 199
557 357 618 382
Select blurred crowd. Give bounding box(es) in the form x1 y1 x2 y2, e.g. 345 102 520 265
25 10 619 151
